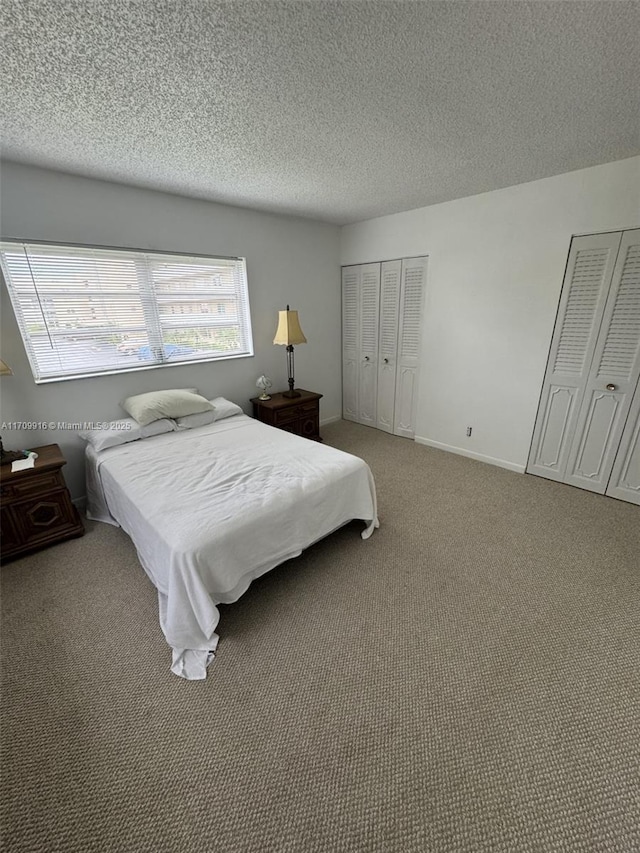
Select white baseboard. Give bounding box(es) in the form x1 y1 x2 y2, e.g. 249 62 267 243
320 415 342 427
414 436 526 474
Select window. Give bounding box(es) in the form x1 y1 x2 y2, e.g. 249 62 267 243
0 241 254 383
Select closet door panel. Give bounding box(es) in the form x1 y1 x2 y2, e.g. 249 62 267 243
343 357 359 422
565 230 640 492
358 264 380 426
342 267 359 422
395 367 417 437
377 362 396 433
533 385 579 469
565 389 624 491
377 260 401 433
394 257 426 438
527 232 622 481
607 377 640 504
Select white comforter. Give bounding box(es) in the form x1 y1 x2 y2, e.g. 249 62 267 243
86 415 378 679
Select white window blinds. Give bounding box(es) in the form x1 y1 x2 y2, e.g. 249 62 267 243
0 242 254 383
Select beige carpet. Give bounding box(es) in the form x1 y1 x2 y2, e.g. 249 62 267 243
1 420 639 853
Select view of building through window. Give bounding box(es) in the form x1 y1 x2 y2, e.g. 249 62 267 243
0 242 254 382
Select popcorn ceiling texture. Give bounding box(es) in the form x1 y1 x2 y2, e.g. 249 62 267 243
2 0 639 224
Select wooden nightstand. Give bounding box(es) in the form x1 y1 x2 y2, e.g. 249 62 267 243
251 389 323 441
0 444 84 563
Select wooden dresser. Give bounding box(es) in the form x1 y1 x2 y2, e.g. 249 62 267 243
0 444 84 562
251 389 323 441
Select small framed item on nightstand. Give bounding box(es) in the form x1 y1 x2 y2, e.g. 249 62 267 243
250 389 323 441
0 444 84 563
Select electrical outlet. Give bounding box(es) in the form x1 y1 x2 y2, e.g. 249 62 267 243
466 426 472 437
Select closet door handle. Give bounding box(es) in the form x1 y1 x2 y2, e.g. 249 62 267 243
606 383 617 391
364 356 370 361
383 358 389 363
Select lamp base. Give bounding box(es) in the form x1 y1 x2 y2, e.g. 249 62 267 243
258 393 272 401
282 389 301 398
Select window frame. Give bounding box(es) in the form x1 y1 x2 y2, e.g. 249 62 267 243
0 239 255 383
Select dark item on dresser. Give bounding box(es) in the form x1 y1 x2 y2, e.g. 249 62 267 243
251 389 323 441
0 443 85 562
0 434 28 465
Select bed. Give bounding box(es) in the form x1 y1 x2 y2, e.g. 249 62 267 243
85 413 378 679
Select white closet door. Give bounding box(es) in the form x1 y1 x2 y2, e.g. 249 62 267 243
376 260 401 433
606 376 640 504
342 266 360 422
358 264 381 427
527 232 622 481
394 257 427 438
564 230 640 492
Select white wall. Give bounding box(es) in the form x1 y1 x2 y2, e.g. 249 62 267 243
0 162 341 497
341 156 640 472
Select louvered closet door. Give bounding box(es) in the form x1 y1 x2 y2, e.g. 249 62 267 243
394 257 427 438
342 266 360 422
527 232 622 482
358 264 381 426
564 229 640 493
376 260 401 433
607 375 640 504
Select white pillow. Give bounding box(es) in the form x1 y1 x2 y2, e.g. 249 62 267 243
173 398 244 429
210 397 244 421
173 409 217 430
79 417 175 452
121 389 213 426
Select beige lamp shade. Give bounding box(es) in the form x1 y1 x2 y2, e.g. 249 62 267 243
273 308 307 346
0 359 13 376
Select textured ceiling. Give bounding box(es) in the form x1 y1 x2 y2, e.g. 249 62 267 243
2 1 639 224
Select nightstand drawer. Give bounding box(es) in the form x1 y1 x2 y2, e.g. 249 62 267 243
0 508 21 553
13 491 80 548
274 407 300 425
299 415 320 439
0 443 84 562
273 401 318 425
250 390 323 442
300 402 319 415
1 471 63 503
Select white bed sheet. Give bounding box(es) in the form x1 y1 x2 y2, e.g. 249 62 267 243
85 415 378 679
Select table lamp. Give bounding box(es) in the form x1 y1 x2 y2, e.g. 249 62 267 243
273 305 307 398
